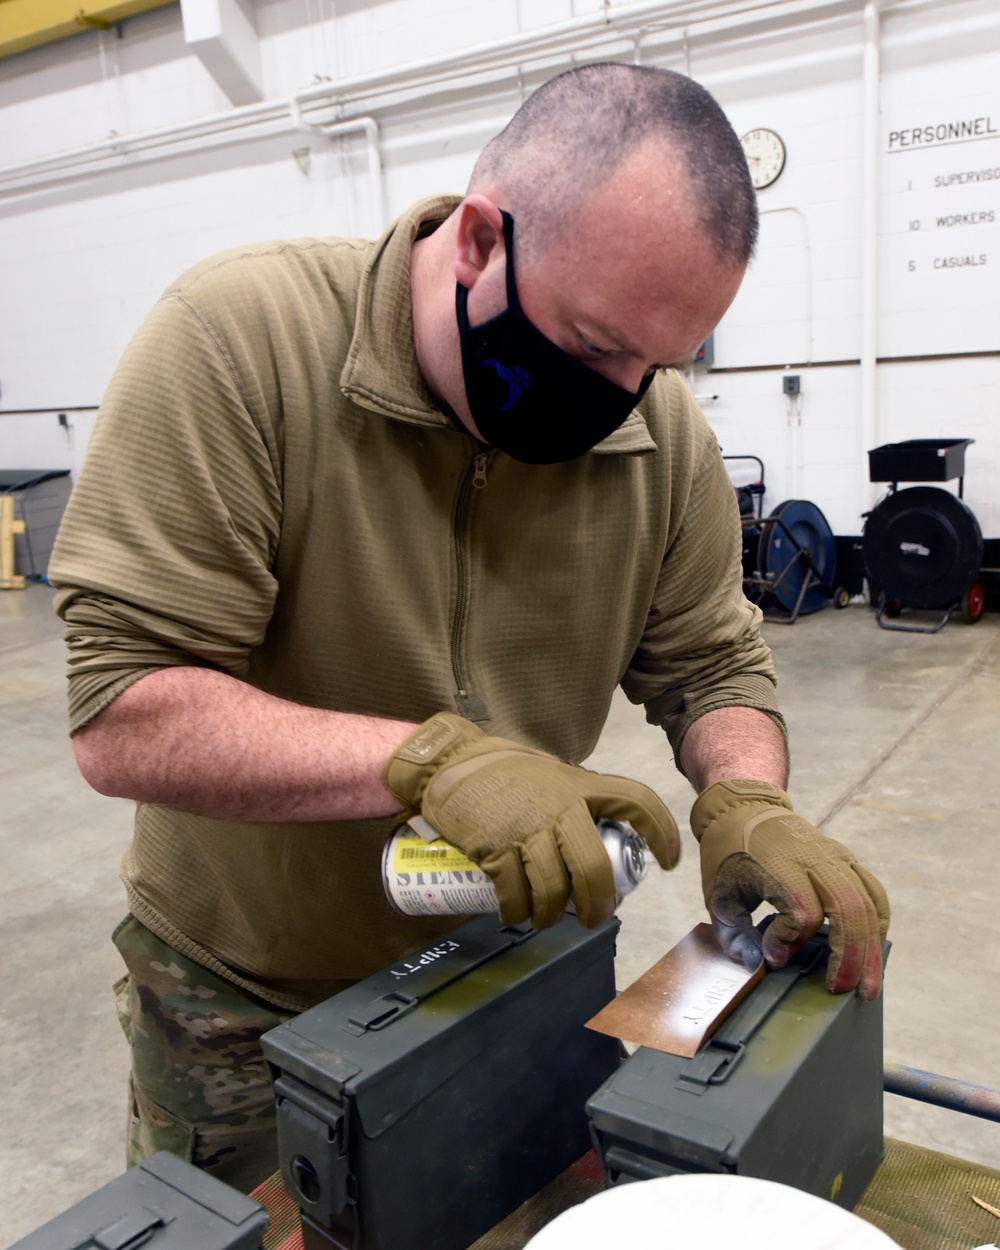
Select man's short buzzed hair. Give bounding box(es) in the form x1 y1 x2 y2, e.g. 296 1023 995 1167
469 62 757 266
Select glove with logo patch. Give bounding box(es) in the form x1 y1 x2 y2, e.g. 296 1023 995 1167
386 712 680 930
691 778 890 999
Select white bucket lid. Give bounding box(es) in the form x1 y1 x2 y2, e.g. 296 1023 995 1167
523 1174 900 1250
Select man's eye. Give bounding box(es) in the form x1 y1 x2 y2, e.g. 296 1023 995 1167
579 338 608 357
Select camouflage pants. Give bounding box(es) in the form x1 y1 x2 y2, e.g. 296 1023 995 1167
112 915 294 1194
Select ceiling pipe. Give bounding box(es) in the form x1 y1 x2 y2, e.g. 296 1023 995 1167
285 0 865 111
289 0 844 96
0 0 889 194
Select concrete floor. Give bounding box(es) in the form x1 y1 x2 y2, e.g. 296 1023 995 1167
2 581 999 1242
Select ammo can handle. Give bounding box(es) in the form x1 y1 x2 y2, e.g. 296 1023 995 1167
675 947 825 1092
709 937 826 1050
343 921 535 1036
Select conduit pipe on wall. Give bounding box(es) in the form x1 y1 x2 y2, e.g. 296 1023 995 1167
0 0 890 196
860 0 882 495
0 94 384 228
760 206 813 499
0 94 380 185
289 95 384 231
759 206 814 366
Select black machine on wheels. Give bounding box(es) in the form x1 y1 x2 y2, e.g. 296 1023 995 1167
863 439 984 634
724 456 847 624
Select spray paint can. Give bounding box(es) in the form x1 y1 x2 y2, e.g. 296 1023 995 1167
381 816 649 918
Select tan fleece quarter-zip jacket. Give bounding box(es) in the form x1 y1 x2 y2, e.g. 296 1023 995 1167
50 195 783 1012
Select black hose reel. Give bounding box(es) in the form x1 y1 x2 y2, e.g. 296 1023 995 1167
863 440 984 633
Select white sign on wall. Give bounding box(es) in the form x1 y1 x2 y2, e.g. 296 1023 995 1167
880 102 1000 356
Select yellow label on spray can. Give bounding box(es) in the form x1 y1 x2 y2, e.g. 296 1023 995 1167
381 818 648 918
381 829 499 916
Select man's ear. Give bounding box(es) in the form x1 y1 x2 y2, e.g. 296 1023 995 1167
454 194 505 290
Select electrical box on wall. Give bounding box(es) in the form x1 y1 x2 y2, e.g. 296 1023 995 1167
783 374 801 395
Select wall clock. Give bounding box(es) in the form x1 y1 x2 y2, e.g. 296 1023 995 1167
740 128 786 189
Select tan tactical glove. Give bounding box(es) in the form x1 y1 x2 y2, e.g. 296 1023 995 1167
386 712 680 930
691 779 890 1000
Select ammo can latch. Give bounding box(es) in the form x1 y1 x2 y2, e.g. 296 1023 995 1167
676 1038 746 1093
274 1075 355 1222
345 990 418 1035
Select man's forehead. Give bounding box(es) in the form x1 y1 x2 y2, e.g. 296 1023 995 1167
536 224 743 362
533 159 727 287
570 138 694 228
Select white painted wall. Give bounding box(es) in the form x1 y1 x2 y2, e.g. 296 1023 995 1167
1 0 997 537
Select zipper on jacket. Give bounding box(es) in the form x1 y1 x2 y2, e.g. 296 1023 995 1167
451 450 491 722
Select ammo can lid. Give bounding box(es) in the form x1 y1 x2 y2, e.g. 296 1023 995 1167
262 913 620 1139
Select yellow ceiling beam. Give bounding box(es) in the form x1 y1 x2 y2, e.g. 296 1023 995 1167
0 0 178 62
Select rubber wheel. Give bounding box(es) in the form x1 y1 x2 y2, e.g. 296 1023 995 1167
834 586 851 609
961 580 985 624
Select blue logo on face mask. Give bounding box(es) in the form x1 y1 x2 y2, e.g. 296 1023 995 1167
482 359 530 411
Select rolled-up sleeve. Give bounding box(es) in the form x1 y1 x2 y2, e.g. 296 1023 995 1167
620 424 786 767
50 293 283 734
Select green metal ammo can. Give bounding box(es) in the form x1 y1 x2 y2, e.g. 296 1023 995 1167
586 932 887 1210
9 1151 269 1249
261 914 621 1250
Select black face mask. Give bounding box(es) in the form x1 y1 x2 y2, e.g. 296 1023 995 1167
455 211 653 465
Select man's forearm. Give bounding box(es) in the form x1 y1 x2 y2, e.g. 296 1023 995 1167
678 705 788 792
72 666 418 822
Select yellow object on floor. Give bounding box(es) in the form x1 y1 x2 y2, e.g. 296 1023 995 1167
0 495 26 590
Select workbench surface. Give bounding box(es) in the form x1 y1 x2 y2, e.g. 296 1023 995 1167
253 1139 1000 1250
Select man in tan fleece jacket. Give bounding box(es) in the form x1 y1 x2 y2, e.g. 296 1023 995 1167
51 63 888 1190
